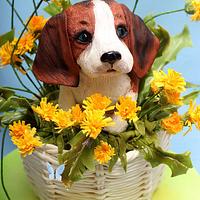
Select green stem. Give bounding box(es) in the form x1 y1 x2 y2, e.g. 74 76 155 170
11 0 43 62
2 86 33 93
0 126 11 200
23 56 45 95
6 0 26 28
11 67 40 99
10 0 43 97
21 65 43 96
145 8 185 24
32 0 38 16
133 0 139 13
11 0 15 29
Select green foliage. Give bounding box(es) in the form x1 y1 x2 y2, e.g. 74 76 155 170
117 137 127 171
0 87 15 99
143 144 193 177
108 135 119 172
186 81 200 88
153 26 192 71
44 0 71 16
0 87 34 126
44 2 62 16
61 132 93 186
0 29 15 47
126 133 192 177
145 16 170 58
1 110 28 125
183 90 200 104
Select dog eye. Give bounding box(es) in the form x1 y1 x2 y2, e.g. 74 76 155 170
116 26 128 39
75 31 92 44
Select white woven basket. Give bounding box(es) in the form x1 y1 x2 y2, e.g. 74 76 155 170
22 131 170 200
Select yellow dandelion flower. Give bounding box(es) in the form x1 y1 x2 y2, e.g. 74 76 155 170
164 69 186 93
14 33 35 55
161 112 183 134
32 97 58 121
9 121 33 139
187 101 200 129
115 96 141 122
28 16 48 33
0 41 21 66
9 120 42 157
12 133 42 157
94 141 115 164
151 69 185 105
71 104 85 124
191 0 200 21
151 70 166 93
164 90 183 105
51 0 62 7
53 109 75 131
151 69 186 94
83 93 115 111
81 110 114 139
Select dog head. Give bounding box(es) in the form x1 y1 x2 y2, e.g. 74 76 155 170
33 0 159 91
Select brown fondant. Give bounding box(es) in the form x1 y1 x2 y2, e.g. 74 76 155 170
120 3 160 79
32 1 94 87
66 1 95 60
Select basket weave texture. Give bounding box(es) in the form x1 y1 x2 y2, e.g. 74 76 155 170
22 131 170 200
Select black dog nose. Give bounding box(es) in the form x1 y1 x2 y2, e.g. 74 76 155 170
101 51 121 64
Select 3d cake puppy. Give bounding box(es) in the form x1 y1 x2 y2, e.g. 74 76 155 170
33 0 159 133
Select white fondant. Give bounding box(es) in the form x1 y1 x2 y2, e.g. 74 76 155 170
77 0 133 77
70 72 134 104
104 115 128 134
58 86 75 110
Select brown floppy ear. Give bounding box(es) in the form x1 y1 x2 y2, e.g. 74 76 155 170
121 5 160 79
33 11 80 87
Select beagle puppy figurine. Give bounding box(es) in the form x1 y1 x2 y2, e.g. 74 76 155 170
33 0 160 133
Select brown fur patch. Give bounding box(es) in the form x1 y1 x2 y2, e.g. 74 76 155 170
66 1 95 60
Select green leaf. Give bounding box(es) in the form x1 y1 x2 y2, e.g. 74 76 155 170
57 134 64 163
0 87 15 99
108 135 119 172
1 111 27 125
57 134 64 154
61 0 72 9
134 120 145 136
137 72 153 105
119 130 137 142
182 90 200 105
117 137 127 171
186 81 200 88
143 145 193 177
153 26 192 71
61 139 91 187
0 29 15 47
144 119 157 133
80 146 95 171
148 104 178 121
153 25 170 57
44 2 62 16
145 16 170 58
0 96 31 112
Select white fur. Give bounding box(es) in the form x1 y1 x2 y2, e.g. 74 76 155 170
77 0 133 77
59 0 136 133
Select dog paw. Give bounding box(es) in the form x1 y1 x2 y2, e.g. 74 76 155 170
104 115 128 134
